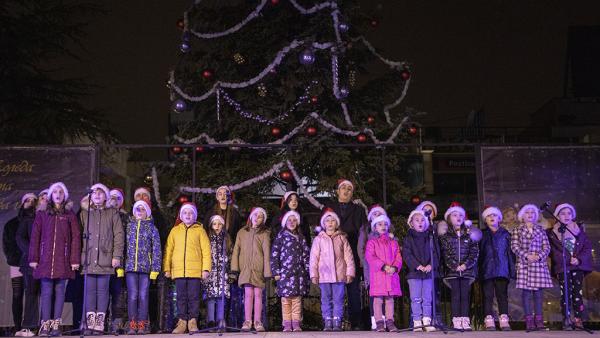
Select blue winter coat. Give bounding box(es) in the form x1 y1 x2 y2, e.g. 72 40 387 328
270 229 310 297
125 217 162 274
478 227 515 281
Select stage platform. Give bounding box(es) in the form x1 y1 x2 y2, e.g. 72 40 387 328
139 330 596 337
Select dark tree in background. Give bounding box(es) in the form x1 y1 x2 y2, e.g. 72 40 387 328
0 1 114 144
162 0 419 220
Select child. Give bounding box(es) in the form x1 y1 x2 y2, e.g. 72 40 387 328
479 206 515 331
270 210 310 332
510 204 552 331
231 207 272 332
403 210 438 332
547 203 592 330
309 209 355 331
365 215 402 332
202 215 232 332
272 191 311 246
124 200 161 335
163 203 211 334
108 188 129 335
29 182 81 337
439 203 479 331
80 183 125 334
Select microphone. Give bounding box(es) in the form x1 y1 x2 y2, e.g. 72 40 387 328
539 201 551 211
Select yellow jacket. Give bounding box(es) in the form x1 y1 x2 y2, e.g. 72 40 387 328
163 222 211 279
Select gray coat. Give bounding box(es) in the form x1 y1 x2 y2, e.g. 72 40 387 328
80 206 124 275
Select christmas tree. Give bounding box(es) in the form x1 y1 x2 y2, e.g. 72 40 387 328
160 0 418 222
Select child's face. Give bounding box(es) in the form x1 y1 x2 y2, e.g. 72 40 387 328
253 212 264 227
134 192 150 205
523 208 537 223
423 205 435 217
287 194 298 210
91 189 106 206
216 188 228 205
212 220 224 233
558 208 573 225
134 205 147 220
109 194 123 209
325 216 337 231
411 214 427 232
449 212 464 228
375 221 388 235
337 184 353 203
285 215 298 231
39 193 48 204
181 208 196 225
485 213 500 227
23 197 36 209
503 209 516 223
51 188 65 205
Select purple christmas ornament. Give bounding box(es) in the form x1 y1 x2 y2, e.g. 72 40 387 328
173 99 187 113
299 49 316 65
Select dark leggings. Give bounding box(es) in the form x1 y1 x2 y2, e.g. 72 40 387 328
521 289 543 316
448 278 471 317
558 270 585 319
482 278 509 316
12 276 24 330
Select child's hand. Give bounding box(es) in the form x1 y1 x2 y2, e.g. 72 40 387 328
416 265 424 272
346 276 354 284
423 265 432 273
164 271 171 279
201 271 210 279
274 276 281 281
570 257 579 266
311 277 319 285
29 262 38 269
526 254 539 263
111 258 120 268
71 264 80 271
456 264 466 272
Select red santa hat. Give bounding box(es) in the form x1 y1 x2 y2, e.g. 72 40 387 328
517 204 539 223
48 182 69 201
248 207 268 225
336 178 354 190
416 200 438 218
319 208 341 229
133 200 152 218
481 205 503 222
281 210 301 228
367 204 387 222
407 210 430 228
444 201 466 221
280 191 298 209
20 193 37 206
553 203 576 219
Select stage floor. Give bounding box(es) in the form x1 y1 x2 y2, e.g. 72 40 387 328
143 330 596 337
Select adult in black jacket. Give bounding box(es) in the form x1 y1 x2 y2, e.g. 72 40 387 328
324 179 368 330
478 206 515 331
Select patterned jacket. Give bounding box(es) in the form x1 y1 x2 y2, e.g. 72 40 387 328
270 229 310 297
125 217 161 275
202 231 230 299
511 223 553 290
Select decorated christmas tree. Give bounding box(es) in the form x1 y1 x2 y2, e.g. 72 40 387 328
159 0 418 222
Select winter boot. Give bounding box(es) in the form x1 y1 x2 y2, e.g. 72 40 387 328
332 317 343 331
452 317 462 330
386 319 399 333
323 318 333 331
461 317 472 331
50 319 62 337
375 321 385 332
126 320 136 335
291 320 302 332
534 314 547 330
187 318 199 333
499 314 511 331
484 315 496 331
573 317 585 330
525 315 535 332
94 312 106 335
38 320 51 337
282 321 292 332
172 319 187 334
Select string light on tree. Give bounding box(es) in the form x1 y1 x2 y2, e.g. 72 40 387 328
257 83 267 97
180 42 190 53
233 53 246 64
144 175 153 185
349 70 356 87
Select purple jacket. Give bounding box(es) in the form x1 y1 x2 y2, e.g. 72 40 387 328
365 234 402 297
29 209 81 279
547 225 593 275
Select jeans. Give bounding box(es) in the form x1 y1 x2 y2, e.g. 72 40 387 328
447 278 471 317
84 274 110 313
175 278 201 320
22 270 40 328
482 277 509 316
126 273 150 321
319 283 345 319
407 278 433 319
11 276 24 330
40 278 67 321
522 289 543 316
558 270 585 318
206 298 225 322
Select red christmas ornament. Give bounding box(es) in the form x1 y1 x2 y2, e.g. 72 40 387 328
202 69 213 79
306 126 317 136
408 126 418 135
176 18 185 30
370 19 379 27
280 170 292 181
411 195 421 205
270 0 280 4
178 195 189 204
271 127 281 137
357 133 368 143
195 146 204 153
310 96 318 104
172 146 183 154
367 116 375 124
401 69 411 81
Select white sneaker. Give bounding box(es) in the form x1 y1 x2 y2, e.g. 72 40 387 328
413 319 423 332
422 317 436 332
499 314 511 331
15 329 35 337
484 315 496 330
462 317 472 331
371 316 376 331
452 317 463 330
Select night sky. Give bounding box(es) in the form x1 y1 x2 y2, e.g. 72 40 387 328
66 0 600 143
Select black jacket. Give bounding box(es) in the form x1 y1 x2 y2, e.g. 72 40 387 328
16 207 36 269
478 227 515 281
439 225 479 280
2 216 21 267
325 201 368 271
402 228 440 279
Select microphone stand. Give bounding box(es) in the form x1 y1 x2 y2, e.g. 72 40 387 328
541 205 593 334
398 214 460 334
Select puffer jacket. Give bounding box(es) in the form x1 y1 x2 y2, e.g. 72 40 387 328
125 217 161 274
231 226 272 288
3 216 21 266
309 230 355 283
439 225 479 280
365 233 402 296
270 229 310 297
402 229 440 279
479 227 515 281
163 222 211 279
80 206 125 275
16 207 36 269
202 231 231 299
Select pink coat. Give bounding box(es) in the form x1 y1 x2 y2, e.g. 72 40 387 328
365 234 402 296
309 230 355 283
